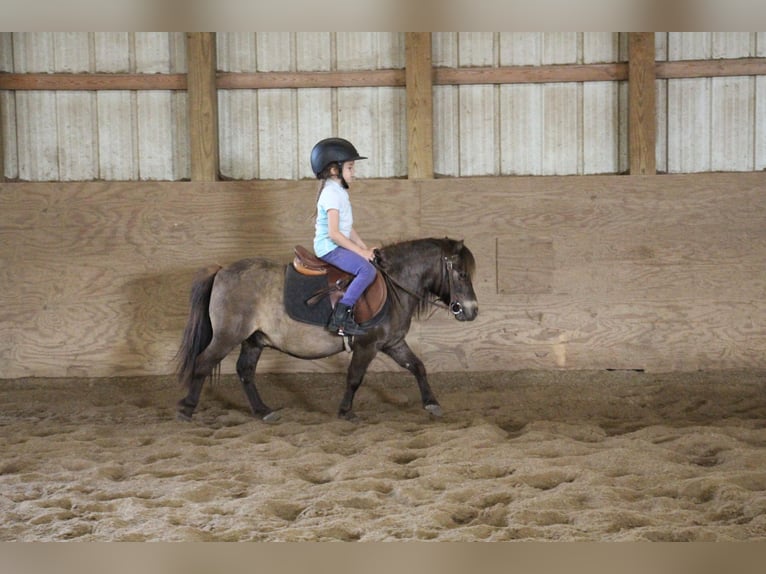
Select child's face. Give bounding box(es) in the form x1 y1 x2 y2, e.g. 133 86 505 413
341 161 355 183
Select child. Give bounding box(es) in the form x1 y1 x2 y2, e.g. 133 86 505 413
311 137 378 336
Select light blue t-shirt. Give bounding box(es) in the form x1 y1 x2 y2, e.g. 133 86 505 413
314 179 354 257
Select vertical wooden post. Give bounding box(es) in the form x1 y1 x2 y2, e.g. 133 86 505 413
187 32 219 182
405 33 434 179
628 32 657 175
0 108 5 182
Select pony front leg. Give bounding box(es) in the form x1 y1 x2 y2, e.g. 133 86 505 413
338 343 378 420
383 341 442 417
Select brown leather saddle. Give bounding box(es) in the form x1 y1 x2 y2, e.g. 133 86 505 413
292 245 387 324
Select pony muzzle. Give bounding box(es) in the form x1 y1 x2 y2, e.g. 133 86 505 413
452 298 478 320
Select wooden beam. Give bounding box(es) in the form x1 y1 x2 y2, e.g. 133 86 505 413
186 33 219 182
0 73 187 90
3 58 766 93
217 69 405 89
435 63 629 85
628 33 656 176
656 57 766 79
0 97 4 182
405 33 434 180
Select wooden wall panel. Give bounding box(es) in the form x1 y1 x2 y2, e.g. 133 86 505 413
2 174 765 378
417 173 766 372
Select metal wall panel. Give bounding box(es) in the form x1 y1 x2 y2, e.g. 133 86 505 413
663 32 761 174
2 32 187 181
134 33 188 181
758 34 766 171
1 32 18 179
94 33 135 180
1 32 766 181
216 32 406 180
433 32 627 176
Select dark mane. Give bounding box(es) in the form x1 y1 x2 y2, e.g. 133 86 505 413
378 237 476 319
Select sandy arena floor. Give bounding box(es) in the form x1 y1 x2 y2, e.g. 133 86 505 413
1 369 765 541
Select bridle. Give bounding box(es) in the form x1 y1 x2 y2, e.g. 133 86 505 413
373 253 464 316
443 256 464 316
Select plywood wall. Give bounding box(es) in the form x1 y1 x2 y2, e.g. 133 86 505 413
2 174 765 378
2 32 765 180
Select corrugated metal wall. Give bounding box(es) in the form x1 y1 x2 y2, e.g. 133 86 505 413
657 32 766 173
216 32 406 180
1 32 189 181
1 32 765 180
432 32 629 176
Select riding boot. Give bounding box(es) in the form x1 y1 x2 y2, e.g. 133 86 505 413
328 302 367 336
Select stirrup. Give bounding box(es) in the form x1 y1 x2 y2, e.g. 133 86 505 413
331 322 366 337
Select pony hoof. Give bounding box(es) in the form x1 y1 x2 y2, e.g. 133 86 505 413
338 411 358 422
176 410 193 422
425 404 443 417
262 411 281 423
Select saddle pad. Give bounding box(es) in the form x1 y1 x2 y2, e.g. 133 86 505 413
284 264 332 326
283 264 388 328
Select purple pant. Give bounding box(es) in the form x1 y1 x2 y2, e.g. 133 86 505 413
320 247 377 306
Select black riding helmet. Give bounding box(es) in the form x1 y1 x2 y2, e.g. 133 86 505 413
310 137 367 178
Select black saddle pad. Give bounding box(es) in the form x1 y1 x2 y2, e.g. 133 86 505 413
283 264 333 327
283 264 389 329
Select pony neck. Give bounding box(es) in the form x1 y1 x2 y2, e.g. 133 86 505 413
381 239 449 311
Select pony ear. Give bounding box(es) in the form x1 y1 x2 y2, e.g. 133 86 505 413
453 239 464 254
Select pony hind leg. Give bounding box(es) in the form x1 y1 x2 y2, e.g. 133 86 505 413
236 336 280 422
382 341 443 417
177 329 245 421
176 345 229 421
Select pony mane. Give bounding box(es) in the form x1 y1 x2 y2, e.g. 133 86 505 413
378 237 475 319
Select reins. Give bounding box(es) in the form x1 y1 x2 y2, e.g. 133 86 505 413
373 254 463 316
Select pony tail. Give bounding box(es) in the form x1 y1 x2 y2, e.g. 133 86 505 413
175 264 221 389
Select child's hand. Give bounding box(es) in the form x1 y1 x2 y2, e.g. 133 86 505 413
362 248 377 262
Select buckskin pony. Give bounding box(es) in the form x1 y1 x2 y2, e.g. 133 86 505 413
176 237 478 422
